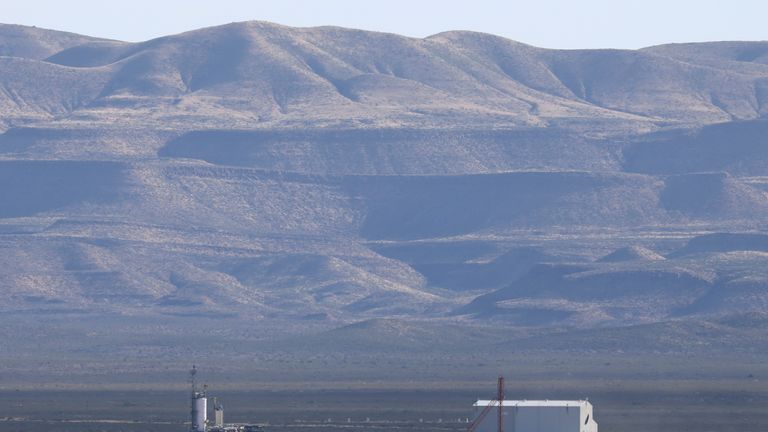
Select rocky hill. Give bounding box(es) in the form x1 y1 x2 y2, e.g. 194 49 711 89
1 22 768 377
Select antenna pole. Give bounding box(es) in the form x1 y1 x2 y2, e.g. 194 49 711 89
190 365 197 392
497 376 504 432
467 376 505 432
189 365 198 432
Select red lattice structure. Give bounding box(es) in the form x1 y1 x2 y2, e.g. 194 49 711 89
467 376 505 432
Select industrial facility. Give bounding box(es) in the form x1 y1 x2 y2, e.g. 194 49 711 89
467 377 598 432
189 366 264 432
187 371 596 432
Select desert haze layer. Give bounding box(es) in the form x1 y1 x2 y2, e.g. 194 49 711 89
1 21 768 384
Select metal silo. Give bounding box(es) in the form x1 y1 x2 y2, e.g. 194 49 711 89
189 366 208 432
193 394 208 431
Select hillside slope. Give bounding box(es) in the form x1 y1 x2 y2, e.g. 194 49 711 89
1 22 768 372
0 22 767 134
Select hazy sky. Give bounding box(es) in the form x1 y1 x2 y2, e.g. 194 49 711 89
4 0 767 49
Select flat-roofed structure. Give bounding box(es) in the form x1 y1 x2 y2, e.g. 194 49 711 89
471 400 597 432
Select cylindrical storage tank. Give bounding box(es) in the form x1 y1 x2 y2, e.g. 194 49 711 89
194 397 207 432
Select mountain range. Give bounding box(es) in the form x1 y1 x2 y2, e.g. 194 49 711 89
1 21 768 380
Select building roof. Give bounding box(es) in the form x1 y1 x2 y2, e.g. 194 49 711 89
473 400 591 408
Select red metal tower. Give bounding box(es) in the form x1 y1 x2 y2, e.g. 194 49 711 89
467 376 505 432
497 376 504 432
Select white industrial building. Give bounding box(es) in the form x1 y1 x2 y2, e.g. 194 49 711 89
471 400 597 432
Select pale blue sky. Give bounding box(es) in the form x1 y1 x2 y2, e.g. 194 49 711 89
4 0 767 49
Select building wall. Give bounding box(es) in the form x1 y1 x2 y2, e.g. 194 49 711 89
215 408 224 427
581 403 598 432
473 404 596 432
